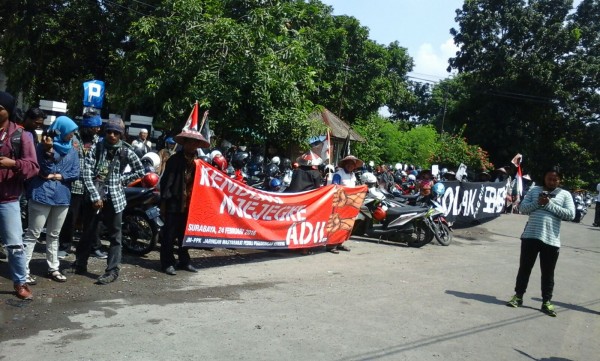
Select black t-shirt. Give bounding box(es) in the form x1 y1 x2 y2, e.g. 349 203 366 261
285 167 323 192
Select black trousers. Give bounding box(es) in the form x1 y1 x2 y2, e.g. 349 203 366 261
594 202 600 225
160 212 190 270
514 238 560 302
75 199 123 274
58 193 84 250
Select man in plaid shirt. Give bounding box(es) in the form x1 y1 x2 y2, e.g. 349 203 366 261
58 113 105 259
72 118 145 285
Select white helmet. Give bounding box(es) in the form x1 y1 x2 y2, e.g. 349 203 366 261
141 152 161 169
325 164 335 173
271 156 281 165
408 174 416 182
400 170 407 176
360 172 377 184
395 163 402 170
210 150 222 159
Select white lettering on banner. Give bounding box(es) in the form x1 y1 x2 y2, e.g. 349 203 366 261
286 221 327 246
472 185 484 218
482 186 506 214
198 165 283 204
219 194 307 221
187 224 217 233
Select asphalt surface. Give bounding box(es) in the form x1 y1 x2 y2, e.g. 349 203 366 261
1 209 599 361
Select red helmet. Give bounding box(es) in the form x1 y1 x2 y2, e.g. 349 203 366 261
373 206 386 221
212 154 228 172
141 172 160 188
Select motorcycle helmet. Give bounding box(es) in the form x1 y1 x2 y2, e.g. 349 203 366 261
395 163 402 170
266 163 280 177
231 151 250 170
165 137 176 145
212 154 228 172
210 150 222 159
199 155 212 164
373 206 386 221
400 170 407 176
360 172 377 185
297 150 322 167
141 152 161 170
271 156 281 165
141 172 160 188
280 158 292 171
226 165 235 177
269 178 282 191
251 154 265 166
324 164 335 173
432 182 446 197
441 167 448 175
408 174 416 182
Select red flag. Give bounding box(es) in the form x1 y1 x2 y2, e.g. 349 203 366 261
182 101 199 131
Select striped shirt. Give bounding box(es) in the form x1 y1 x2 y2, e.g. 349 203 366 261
519 186 575 247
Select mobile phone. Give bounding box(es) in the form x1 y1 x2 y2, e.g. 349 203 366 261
541 191 549 197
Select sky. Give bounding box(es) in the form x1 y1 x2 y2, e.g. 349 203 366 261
320 0 464 83
320 0 583 83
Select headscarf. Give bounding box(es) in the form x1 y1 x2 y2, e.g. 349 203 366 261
48 116 78 155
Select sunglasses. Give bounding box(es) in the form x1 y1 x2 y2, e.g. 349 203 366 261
105 130 121 135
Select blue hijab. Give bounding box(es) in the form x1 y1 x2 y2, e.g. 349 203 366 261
48 116 78 156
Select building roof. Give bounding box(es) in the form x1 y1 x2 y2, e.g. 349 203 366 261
311 108 365 142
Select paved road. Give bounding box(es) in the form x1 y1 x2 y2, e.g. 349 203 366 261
1 211 599 361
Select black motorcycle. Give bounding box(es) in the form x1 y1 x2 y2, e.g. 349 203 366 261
121 186 163 255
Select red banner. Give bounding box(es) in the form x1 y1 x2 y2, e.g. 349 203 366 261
183 160 367 250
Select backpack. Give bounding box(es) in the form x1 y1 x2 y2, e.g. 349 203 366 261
93 141 131 174
9 126 24 160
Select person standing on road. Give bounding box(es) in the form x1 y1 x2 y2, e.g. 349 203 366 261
58 112 106 259
71 118 145 285
159 128 210 275
23 116 79 284
0 91 40 300
506 166 575 317
593 181 600 227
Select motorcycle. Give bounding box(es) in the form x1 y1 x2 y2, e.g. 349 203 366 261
572 193 587 223
352 173 438 248
120 173 163 255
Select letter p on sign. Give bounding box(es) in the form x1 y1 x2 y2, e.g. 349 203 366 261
83 80 105 108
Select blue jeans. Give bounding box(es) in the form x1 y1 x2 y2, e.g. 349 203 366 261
0 201 28 285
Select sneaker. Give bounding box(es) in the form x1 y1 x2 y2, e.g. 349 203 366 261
25 275 37 286
541 301 557 317
57 250 69 260
14 283 33 300
92 249 108 259
506 295 523 308
97 272 118 285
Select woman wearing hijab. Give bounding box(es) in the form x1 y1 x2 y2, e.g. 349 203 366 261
23 116 80 283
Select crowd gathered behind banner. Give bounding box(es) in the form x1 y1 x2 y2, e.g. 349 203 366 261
183 160 367 250
438 181 508 223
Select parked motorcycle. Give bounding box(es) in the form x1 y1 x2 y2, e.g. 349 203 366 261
572 193 587 223
121 173 163 255
352 173 437 248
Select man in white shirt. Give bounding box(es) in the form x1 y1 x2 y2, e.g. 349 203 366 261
132 129 152 155
329 155 363 187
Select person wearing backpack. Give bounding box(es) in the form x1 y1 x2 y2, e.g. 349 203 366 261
70 118 145 284
0 91 40 300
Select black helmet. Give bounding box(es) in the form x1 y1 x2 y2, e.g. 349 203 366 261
199 155 212 164
231 151 250 170
251 154 265 166
266 163 280 177
280 157 292 171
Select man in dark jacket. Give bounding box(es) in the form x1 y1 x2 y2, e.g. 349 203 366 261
160 127 210 275
0 91 40 300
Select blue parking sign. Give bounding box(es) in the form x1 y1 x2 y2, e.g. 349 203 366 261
83 80 105 108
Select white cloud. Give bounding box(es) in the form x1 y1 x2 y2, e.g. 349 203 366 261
411 38 459 80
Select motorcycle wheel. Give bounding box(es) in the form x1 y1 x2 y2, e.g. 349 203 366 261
122 211 159 255
434 220 453 246
406 219 435 248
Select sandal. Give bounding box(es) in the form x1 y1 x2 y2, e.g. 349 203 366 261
337 244 351 252
48 270 67 283
25 275 37 286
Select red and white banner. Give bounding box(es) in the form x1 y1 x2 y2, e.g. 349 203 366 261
183 160 367 250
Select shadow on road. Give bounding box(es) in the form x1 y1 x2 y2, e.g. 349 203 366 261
515 348 574 361
531 297 600 316
444 290 506 305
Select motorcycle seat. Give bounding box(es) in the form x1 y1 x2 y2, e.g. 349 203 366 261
386 205 428 217
124 187 155 201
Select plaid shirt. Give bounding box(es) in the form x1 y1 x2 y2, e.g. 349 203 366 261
82 141 145 213
70 133 98 195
